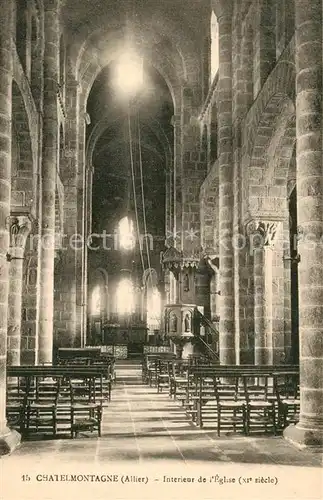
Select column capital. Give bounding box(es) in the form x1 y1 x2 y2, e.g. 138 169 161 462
212 0 233 21
204 254 219 274
246 219 281 248
6 215 32 249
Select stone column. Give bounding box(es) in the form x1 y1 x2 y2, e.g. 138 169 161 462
171 113 181 250
284 0 323 448
0 0 20 454
76 112 86 345
181 91 206 259
38 0 60 364
206 257 220 322
7 216 31 366
165 168 171 242
217 2 235 364
54 75 79 348
249 221 279 365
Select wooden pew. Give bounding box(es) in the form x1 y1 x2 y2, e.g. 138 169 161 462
167 357 214 400
57 347 116 384
142 353 176 386
178 365 299 432
6 366 110 438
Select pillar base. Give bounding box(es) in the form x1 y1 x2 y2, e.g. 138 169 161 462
182 341 194 359
0 427 21 456
283 423 323 451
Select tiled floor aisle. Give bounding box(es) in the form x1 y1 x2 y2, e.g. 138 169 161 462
1 364 322 500
3 377 322 466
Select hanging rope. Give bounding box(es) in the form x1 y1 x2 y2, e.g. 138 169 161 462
127 106 145 274
137 111 155 293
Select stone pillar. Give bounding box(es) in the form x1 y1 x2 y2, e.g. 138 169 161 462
38 0 60 364
284 0 323 448
7 216 31 366
254 246 273 365
206 257 220 322
250 221 279 365
21 231 40 366
54 75 79 348
76 112 86 345
217 2 235 364
181 92 206 259
0 0 20 454
171 113 181 250
165 168 171 242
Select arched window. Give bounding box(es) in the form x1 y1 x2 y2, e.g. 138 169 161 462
143 268 161 332
118 216 135 250
116 278 135 315
147 287 161 332
210 11 219 82
16 0 28 73
276 0 295 59
91 286 101 316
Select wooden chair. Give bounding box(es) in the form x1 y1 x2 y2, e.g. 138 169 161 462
26 377 60 437
274 374 300 429
156 359 170 393
6 378 30 436
214 376 246 436
195 374 218 428
244 376 276 435
69 378 102 438
169 361 190 402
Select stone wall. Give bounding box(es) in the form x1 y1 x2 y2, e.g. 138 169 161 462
0 0 322 452
199 1 299 365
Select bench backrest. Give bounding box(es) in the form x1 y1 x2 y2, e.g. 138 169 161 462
7 365 110 379
189 365 299 378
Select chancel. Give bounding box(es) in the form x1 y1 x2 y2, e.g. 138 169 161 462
0 0 322 481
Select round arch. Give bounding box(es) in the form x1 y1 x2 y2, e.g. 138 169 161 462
88 267 109 345
11 81 34 211
75 24 186 115
86 114 172 168
244 94 296 221
243 59 296 159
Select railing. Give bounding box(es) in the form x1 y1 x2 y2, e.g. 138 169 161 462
194 309 219 361
196 309 219 336
197 335 219 362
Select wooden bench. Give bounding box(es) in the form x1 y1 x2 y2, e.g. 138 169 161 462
174 365 299 434
6 366 109 438
167 358 214 400
57 348 116 383
142 353 176 386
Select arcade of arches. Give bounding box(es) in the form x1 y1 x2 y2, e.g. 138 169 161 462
0 0 322 457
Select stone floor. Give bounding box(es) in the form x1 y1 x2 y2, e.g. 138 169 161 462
1 363 322 500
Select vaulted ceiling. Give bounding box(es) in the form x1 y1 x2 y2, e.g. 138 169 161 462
87 62 173 237
60 0 210 241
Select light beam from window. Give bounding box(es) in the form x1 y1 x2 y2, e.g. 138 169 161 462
147 287 161 331
119 216 135 250
116 278 135 315
91 286 101 316
210 11 219 82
